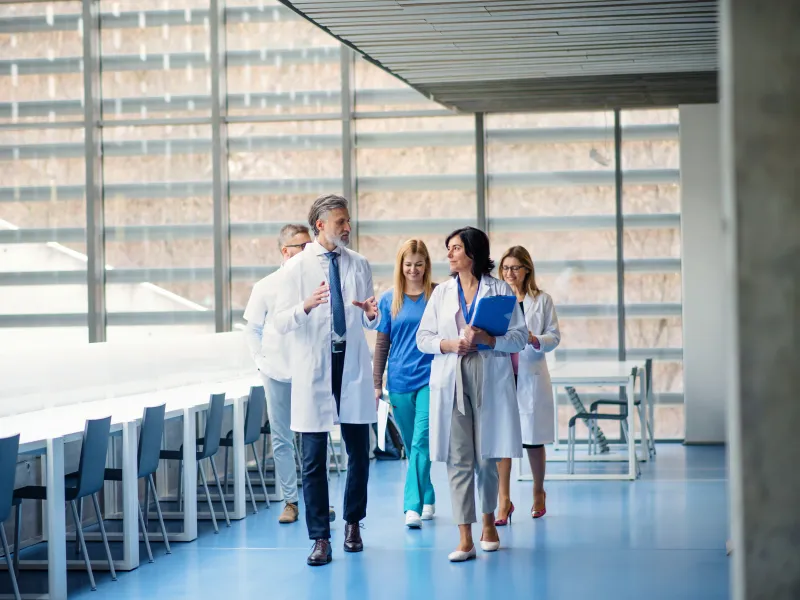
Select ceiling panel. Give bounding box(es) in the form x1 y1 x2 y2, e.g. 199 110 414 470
279 0 718 112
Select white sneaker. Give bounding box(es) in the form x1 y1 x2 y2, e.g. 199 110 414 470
448 546 477 562
421 504 435 520
405 510 422 529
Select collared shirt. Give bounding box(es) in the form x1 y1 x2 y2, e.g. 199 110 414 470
311 239 346 343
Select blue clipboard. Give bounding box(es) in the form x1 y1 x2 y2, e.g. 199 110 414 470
471 295 517 350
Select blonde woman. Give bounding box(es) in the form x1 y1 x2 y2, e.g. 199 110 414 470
373 240 437 528
496 246 560 524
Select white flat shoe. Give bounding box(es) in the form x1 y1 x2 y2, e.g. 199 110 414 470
480 539 500 552
448 546 477 562
421 504 435 520
405 510 422 529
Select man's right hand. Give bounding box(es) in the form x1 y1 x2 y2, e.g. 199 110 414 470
303 281 329 314
441 338 477 356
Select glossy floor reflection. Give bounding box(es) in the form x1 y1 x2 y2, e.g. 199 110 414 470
3 445 729 600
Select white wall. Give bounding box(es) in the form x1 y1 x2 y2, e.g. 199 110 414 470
679 103 727 443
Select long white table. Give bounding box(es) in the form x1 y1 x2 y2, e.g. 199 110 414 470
516 360 649 482
0 376 258 600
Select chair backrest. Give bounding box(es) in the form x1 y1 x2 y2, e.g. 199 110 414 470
243 386 266 446
74 416 112 499
137 404 166 478
199 393 226 459
0 434 20 522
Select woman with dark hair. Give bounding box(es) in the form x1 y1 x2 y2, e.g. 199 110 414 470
416 227 527 562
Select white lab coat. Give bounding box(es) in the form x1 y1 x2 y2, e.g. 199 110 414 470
417 276 527 462
516 291 561 445
272 243 380 433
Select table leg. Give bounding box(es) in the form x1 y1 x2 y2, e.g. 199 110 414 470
638 366 649 462
121 420 139 570
182 408 198 541
46 437 67 600
552 384 560 450
626 374 636 480
231 396 246 520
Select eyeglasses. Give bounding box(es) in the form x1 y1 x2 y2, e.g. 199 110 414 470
501 265 527 273
284 242 310 250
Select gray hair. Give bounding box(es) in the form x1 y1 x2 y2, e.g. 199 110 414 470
277 223 310 250
307 194 349 236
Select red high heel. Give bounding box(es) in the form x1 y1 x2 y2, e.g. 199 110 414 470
494 502 515 526
532 492 546 519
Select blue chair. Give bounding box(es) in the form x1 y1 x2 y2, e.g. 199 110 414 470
219 386 270 513
104 404 171 563
13 417 116 592
1 434 21 600
160 393 230 533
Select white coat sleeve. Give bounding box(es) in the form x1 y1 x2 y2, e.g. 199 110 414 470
416 286 444 355
361 262 380 330
271 266 310 335
533 294 561 353
492 282 527 354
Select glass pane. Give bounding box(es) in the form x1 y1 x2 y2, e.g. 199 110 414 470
229 120 343 321
622 107 683 439
226 0 341 117
487 111 618 359
0 126 87 346
100 0 212 120
355 115 475 271
103 124 214 338
0 2 84 125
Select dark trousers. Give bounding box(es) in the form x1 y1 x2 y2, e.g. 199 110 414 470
302 345 371 540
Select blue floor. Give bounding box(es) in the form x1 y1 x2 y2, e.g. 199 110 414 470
3 445 729 600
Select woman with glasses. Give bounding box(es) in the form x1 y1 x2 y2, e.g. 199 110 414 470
373 239 437 529
495 246 561 524
417 227 527 562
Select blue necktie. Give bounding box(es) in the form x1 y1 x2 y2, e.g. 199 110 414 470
326 252 346 337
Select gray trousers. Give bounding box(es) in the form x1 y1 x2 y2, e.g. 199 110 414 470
447 352 499 525
262 375 299 504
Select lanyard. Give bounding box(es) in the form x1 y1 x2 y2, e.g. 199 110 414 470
457 276 480 325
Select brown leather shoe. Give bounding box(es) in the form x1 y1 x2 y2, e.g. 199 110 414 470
279 502 299 524
307 539 332 566
343 522 363 553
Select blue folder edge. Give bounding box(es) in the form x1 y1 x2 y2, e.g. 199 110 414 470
471 295 518 350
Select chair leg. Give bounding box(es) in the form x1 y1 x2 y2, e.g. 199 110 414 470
251 443 270 508
13 502 21 574
209 457 231 527
198 460 219 534
1 524 21 600
245 462 258 515
75 497 82 556
92 493 117 581
148 475 171 554
137 502 154 564
70 500 96 591
223 446 229 496
144 476 150 531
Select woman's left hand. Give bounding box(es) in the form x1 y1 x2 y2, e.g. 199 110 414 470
464 325 495 349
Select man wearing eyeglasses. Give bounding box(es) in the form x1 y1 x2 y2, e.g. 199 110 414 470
243 223 312 525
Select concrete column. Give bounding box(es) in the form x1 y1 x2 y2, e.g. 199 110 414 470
679 104 727 443
720 1 800 599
